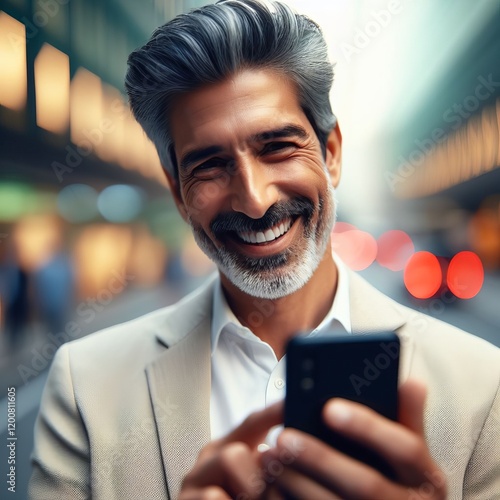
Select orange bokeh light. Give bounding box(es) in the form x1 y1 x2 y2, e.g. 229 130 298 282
447 251 484 299
404 251 442 299
376 230 415 271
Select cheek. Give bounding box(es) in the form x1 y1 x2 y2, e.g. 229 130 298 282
283 158 331 199
182 181 227 220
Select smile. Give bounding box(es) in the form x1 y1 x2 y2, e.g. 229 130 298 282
235 218 293 244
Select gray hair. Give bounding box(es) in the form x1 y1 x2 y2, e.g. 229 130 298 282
125 0 336 179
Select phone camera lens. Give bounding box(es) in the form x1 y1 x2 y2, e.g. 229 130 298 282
301 377 314 391
302 358 314 371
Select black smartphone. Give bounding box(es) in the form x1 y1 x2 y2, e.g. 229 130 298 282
284 332 400 479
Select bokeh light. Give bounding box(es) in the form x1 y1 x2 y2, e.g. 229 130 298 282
332 221 357 233
404 251 442 299
447 251 484 299
0 12 26 111
57 184 99 223
34 43 70 134
97 184 144 223
332 229 378 271
376 230 415 271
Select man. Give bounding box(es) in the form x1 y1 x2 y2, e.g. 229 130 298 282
30 1 499 499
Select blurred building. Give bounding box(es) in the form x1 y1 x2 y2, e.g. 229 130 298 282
382 2 500 264
0 0 215 374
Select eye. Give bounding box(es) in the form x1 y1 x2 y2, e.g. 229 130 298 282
192 158 228 178
261 141 297 155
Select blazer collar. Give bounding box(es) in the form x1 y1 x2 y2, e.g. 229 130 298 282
146 274 216 499
154 273 217 348
348 269 414 381
146 316 212 498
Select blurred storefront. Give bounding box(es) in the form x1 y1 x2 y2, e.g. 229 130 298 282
0 0 215 388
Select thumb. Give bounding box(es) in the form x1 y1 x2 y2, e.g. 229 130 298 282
221 401 284 449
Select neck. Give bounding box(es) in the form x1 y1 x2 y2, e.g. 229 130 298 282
220 247 338 359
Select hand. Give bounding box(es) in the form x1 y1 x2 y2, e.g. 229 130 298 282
260 380 447 499
179 402 283 500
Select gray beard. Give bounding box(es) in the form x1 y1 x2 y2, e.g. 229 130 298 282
190 185 337 299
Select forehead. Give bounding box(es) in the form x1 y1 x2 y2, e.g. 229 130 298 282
168 69 312 151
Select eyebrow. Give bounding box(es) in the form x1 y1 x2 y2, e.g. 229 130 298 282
179 145 225 171
179 124 310 171
250 124 310 143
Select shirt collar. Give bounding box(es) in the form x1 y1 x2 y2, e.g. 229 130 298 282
210 253 351 355
211 278 244 355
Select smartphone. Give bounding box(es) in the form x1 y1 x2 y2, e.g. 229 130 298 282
284 332 400 479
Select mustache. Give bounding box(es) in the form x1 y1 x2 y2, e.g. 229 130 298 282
210 198 314 236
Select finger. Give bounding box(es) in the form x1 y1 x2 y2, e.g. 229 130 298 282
179 485 231 500
263 485 285 500
270 430 403 499
183 442 264 498
323 399 435 486
398 379 427 436
270 466 342 500
221 401 284 449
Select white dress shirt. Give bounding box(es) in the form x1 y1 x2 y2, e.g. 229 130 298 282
210 254 352 442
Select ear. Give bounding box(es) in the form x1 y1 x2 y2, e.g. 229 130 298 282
324 124 342 188
164 169 189 222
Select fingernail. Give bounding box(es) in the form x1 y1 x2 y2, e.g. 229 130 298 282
257 443 270 453
325 400 352 426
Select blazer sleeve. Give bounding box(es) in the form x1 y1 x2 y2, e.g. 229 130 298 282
463 378 500 499
29 343 91 500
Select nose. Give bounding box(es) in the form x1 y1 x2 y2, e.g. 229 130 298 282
229 156 280 219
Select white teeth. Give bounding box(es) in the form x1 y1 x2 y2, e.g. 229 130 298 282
264 229 276 241
237 218 293 244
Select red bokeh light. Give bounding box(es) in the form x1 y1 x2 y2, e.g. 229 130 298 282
332 221 358 233
332 229 378 271
447 251 484 299
376 230 415 271
404 251 442 299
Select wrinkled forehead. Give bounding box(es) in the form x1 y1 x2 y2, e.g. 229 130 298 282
168 68 312 152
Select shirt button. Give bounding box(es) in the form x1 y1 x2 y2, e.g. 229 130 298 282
274 378 285 389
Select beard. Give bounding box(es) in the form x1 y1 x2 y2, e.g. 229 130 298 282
188 183 337 299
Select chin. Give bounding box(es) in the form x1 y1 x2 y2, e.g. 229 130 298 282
216 239 326 299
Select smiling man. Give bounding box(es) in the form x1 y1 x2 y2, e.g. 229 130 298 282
168 67 340 359
29 1 500 499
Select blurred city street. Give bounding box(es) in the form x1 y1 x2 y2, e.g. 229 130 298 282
1 0 499 498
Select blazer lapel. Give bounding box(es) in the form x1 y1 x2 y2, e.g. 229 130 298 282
143 269 416 498
348 270 414 382
146 278 215 500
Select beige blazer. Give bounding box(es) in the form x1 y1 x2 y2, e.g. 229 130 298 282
29 271 500 500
